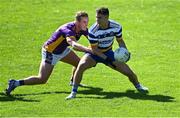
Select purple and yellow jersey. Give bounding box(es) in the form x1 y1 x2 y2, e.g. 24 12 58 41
43 22 88 54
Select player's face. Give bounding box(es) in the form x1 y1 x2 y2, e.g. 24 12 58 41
96 13 108 26
79 17 88 31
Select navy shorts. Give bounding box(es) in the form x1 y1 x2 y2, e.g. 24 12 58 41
86 50 115 65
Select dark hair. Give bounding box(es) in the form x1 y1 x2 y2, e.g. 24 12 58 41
96 7 109 16
75 11 88 21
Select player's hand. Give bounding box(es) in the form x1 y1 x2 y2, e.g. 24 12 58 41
126 52 131 62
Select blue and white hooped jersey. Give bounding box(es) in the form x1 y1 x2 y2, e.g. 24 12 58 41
88 19 122 52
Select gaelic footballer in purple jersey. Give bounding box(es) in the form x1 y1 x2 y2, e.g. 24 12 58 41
44 22 88 54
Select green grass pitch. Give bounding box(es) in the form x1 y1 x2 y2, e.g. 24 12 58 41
0 0 180 117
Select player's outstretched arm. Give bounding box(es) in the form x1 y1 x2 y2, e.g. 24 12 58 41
67 37 92 53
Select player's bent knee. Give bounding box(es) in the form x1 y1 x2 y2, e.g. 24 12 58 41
38 77 48 84
77 62 88 72
40 80 48 84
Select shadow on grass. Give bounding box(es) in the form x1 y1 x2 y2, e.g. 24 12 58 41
0 92 40 102
0 86 175 102
0 91 70 102
78 88 175 102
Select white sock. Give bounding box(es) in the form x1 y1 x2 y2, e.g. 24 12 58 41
14 80 20 87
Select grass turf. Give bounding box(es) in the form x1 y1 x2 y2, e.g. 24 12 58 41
0 0 180 117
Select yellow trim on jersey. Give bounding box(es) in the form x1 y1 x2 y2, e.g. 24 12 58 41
45 36 65 53
67 36 76 39
100 46 113 52
90 43 98 46
90 43 113 52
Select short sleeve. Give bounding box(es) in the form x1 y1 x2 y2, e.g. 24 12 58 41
65 29 76 38
88 33 98 46
115 25 122 38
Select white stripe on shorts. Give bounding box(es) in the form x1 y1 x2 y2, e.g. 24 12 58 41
42 47 71 65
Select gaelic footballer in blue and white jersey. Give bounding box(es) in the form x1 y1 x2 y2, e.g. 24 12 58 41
65 7 149 100
88 19 122 52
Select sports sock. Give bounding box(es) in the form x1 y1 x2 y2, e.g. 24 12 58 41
72 84 78 93
16 80 24 86
135 83 141 89
14 81 20 87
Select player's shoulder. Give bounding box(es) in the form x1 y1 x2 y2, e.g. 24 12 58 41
109 19 122 28
89 22 99 34
56 21 75 33
62 21 75 30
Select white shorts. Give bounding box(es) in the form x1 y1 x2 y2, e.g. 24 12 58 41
42 48 71 65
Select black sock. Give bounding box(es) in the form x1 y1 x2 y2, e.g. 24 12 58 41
19 80 25 86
